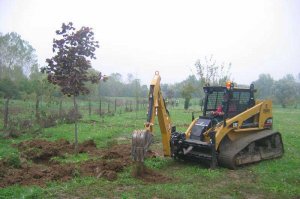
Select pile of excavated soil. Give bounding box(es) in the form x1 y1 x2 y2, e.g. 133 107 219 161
0 139 171 188
132 163 171 183
0 162 76 187
136 168 172 183
16 139 97 163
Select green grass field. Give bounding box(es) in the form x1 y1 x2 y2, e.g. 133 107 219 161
0 104 299 199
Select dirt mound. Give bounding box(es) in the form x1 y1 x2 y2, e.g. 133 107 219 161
145 149 159 158
0 158 129 187
131 161 171 184
17 139 97 163
79 159 125 181
140 168 171 183
79 139 97 153
0 139 135 187
132 165 171 183
0 139 171 188
0 162 76 187
102 151 123 159
101 144 131 159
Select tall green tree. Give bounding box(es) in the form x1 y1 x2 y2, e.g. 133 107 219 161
0 78 19 131
273 74 298 108
42 22 100 153
0 32 37 132
30 70 56 122
99 73 124 97
181 82 195 110
99 73 147 98
254 74 274 99
161 83 175 102
0 32 37 80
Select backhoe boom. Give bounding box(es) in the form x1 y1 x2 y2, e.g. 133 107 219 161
131 71 172 162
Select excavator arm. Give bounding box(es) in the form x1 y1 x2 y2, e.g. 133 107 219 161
131 71 172 162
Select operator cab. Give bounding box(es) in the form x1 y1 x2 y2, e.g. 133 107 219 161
189 83 256 141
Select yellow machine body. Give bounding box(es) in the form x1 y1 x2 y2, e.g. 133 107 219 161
132 72 284 169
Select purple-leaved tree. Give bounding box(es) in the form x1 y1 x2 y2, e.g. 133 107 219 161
42 22 101 153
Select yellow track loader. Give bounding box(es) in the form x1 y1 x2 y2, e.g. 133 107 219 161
131 72 284 169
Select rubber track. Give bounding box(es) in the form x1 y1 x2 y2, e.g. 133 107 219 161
218 130 283 169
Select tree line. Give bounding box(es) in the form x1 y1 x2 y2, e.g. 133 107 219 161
254 73 300 108
1 25 300 143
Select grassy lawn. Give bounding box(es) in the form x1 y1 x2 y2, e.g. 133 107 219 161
0 105 299 199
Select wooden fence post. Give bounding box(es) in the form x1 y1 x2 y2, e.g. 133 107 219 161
99 99 102 116
88 99 92 116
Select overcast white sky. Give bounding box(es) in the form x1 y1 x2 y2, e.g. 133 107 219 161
0 0 299 85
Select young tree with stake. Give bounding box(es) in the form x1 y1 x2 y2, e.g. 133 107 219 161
42 22 101 153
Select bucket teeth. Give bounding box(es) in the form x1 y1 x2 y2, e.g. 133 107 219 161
131 130 153 162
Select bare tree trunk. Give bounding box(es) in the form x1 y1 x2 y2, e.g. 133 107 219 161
88 99 91 116
136 100 139 111
73 95 78 154
135 81 139 111
59 98 63 118
3 98 9 129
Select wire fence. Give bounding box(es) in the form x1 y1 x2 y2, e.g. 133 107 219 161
0 97 202 129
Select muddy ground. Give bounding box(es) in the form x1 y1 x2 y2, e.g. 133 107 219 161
0 139 171 188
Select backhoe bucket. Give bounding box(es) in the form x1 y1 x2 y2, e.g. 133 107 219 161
131 130 153 162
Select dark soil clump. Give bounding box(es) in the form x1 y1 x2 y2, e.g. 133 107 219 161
140 168 171 183
17 139 97 163
79 159 124 181
132 163 171 183
0 162 76 187
0 139 171 188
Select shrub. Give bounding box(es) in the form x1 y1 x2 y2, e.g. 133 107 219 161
64 108 82 124
4 153 21 168
39 113 58 128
